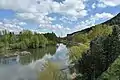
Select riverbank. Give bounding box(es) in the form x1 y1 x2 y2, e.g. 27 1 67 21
0 51 31 58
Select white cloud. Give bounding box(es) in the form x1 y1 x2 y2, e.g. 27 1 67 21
0 0 88 36
37 12 114 36
38 23 71 37
14 0 88 29
59 16 78 24
17 13 36 20
92 3 96 9
71 12 115 34
0 21 23 34
73 16 96 32
98 0 120 7
19 22 27 26
97 3 107 8
0 0 87 18
95 12 114 19
17 13 53 27
2 18 27 26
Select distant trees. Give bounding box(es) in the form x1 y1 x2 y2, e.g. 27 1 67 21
0 30 57 53
71 25 112 45
43 32 57 45
72 33 88 44
88 25 113 40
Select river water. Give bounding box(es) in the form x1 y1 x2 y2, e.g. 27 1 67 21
0 44 69 80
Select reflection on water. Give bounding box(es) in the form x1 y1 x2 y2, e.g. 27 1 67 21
0 55 20 65
0 44 69 80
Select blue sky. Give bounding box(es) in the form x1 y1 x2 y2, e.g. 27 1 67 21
0 0 119 37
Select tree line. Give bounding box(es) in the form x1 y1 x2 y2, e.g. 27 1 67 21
0 30 57 54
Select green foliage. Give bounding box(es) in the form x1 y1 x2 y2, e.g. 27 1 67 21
98 56 120 80
88 25 112 40
0 30 57 53
69 44 89 62
70 25 112 46
72 33 89 44
69 25 112 62
0 42 4 54
38 62 68 80
43 32 57 41
43 32 57 45
38 34 48 47
74 25 120 80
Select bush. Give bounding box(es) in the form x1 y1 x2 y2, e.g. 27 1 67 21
69 44 89 62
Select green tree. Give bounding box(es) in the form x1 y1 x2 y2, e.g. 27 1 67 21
88 25 112 40
72 33 89 44
69 44 89 62
31 35 39 48
98 56 120 80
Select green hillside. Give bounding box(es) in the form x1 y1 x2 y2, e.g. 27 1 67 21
66 13 120 42
67 12 120 80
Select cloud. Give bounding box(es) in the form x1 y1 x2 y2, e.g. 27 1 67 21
0 21 23 34
73 17 96 32
17 13 53 26
38 23 71 37
19 22 27 26
95 12 114 19
97 3 107 8
3 18 27 26
71 12 114 34
0 0 89 36
98 0 120 7
0 0 87 18
37 12 114 36
14 0 88 30
0 19 25 33
59 16 77 24
92 3 96 9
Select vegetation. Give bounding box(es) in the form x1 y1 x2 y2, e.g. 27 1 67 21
0 12 119 80
88 25 113 40
72 33 89 44
69 44 88 62
69 24 113 62
98 56 120 80
71 25 120 80
67 13 120 79
0 30 57 54
43 32 58 45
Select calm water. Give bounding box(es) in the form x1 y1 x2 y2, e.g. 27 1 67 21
0 44 69 80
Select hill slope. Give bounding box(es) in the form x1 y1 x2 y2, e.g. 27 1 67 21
66 13 120 39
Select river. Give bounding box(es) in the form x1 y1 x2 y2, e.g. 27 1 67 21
0 44 69 80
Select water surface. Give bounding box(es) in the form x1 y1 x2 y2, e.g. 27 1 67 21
0 44 69 80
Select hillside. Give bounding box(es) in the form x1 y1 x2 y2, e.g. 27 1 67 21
66 13 120 40
67 12 120 80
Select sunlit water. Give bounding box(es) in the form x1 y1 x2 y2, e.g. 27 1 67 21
0 44 69 80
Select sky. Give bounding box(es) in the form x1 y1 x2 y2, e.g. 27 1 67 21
0 0 119 37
